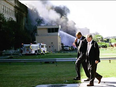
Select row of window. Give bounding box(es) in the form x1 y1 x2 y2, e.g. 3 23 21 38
48 28 59 33
2 5 15 16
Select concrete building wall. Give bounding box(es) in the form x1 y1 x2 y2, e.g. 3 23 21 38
58 36 62 51
36 35 61 52
37 28 48 35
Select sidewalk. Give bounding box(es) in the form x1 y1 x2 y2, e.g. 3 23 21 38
36 77 116 87
80 77 116 87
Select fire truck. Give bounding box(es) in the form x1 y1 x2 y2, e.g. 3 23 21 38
38 43 47 54
22 43 47 55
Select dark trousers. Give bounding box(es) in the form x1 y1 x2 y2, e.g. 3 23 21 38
75 58 90 79
88 62 102 84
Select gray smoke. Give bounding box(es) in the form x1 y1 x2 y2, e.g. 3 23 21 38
54 5 70 17
23 0 78 36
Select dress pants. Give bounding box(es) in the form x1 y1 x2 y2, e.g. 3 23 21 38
75 57 90 79
88 62 102 84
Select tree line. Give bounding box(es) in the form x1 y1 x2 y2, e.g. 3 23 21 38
0 13 32 52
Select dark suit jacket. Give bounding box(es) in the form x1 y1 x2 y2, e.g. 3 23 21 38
75 36 85 47
75 36 87 59
87 40 100 63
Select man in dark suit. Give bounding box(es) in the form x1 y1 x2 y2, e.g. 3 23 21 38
86 34 102 86
74 32 90 81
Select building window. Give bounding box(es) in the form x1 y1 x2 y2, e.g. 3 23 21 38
48 28 58 33
2 5 4 13
4 6 6 13
6 7 8 14
9 8 11 15
51 42 53 44
3 5 5 13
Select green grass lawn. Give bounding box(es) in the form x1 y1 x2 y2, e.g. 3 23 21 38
8 48 116 59
0 60 116 87
100 48 116 58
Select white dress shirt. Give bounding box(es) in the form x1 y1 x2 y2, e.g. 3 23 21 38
87 40 92 54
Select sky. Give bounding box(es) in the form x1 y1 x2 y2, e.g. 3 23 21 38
20 0 116 37
50 1 116 37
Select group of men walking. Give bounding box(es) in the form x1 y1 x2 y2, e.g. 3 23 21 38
74 32 102 86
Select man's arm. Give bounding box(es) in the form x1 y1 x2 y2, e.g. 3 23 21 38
75 38 79 47
95 41 100 63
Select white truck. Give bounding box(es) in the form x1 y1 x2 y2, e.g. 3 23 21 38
22 43 47 55
22 44 39 55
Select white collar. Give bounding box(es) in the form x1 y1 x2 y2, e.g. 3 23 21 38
88 40 93 44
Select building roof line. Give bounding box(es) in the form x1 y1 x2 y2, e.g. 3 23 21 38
37 25 60 29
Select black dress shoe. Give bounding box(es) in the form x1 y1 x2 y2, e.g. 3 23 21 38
73 77 80 80
84 78 90 81
97 76 102 84
87 83 94 86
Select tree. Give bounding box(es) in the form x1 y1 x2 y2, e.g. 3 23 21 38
93 34 103 42
0 13 31 51
0 13 8 51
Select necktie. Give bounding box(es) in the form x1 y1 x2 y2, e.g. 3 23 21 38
87 42 90 55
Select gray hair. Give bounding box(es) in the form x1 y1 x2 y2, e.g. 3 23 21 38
86 34 93 39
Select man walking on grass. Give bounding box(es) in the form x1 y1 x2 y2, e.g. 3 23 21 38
74 32 90 81
86 34 102 86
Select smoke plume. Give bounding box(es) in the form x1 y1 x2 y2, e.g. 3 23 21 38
23 0 78 36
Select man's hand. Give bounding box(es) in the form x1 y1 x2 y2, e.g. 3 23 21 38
95 60 99 64
75 38 78 42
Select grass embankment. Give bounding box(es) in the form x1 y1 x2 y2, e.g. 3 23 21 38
0 60 116 87
7 48 116 59
10 52 77 59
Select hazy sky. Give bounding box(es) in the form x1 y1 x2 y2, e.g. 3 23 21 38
50 1 116 37
20 0 116 37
